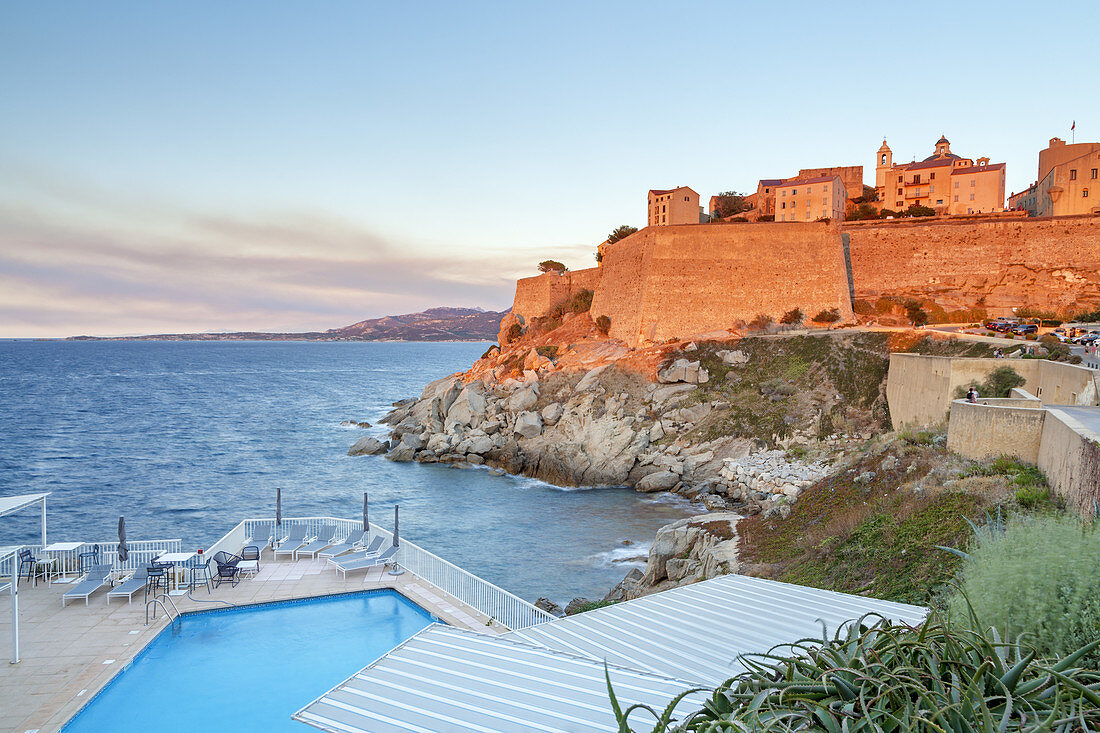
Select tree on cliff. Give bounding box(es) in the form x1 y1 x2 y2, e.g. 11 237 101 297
905 300 930 328
606 225 638 244
780 308 804 325
712 192 749 218
538 260 567 274
812 308 841 326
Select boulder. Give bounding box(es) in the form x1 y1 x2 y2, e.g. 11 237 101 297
507 386 538 413
464 435 495 455
648 421 665 441
535 598 564 617
640 512 742 589
513 411 544 439
564 597 594 615
574 365 608 393
717 349 749 365
657 359 710 385
385 445 417 462
347 436 389 456
603 568 643 602
649 384 697 406
635 470 679 492
541 402 564 425
445 385 487 432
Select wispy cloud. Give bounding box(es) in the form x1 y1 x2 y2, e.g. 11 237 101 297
0 192 593 338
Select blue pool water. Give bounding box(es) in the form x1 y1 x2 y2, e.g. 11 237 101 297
61 590 434 732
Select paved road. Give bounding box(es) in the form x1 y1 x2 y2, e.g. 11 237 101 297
1047 406 1100 434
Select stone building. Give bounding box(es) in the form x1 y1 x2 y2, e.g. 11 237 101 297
756 166 863 217
875 136 1006 216
648 186 702 226
774 175 847 222
1009 137 1100 217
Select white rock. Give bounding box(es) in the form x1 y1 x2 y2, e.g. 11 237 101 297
541 402 564 425
445 385 487 432
513 411 543 439
635 470 679 492
575 365 608 393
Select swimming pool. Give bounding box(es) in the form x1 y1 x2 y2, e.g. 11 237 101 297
61 590 435 732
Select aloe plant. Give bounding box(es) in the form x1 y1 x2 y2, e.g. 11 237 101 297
610 613 1100 732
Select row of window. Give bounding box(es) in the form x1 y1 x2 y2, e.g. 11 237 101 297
1069 169 1099 180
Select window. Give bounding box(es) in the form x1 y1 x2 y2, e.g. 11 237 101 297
897 188 903 196
1085 189 1090 198
684 196 689 201
937 199 944 205
1092 169 1098 179
954 195 959 202
930 185 935 193
895 201 902 207
662 205 666 213
970 193 975 201
930 172 936 180
781 202 786 210
1070 169 1077 180
954 181 959 188
914 175 921 184
792 188 798 195
765 187 770 193
970 180 976 187
881 153 887 165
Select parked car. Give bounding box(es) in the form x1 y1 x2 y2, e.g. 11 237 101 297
1011 324 1038 335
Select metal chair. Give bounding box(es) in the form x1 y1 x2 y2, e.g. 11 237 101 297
18 549 49 586
212 551 241 588
77 544 101 574
187 556 212 594
144 561 171 600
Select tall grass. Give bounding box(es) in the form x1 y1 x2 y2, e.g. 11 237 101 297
947 515 1100 669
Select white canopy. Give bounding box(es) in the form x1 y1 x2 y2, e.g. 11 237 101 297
0 492 50 547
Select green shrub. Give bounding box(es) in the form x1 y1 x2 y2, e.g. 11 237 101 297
1014 483 1051 509
1025 333 1038 340
536 345 558 360
595 314 611 335
899 428 935 445
947 516 1100 669
479 344 499 360
570 289 593 313
852 299 876 316
566 599 617 615
811 308 841 324
613 612 1100 731
537 259 566 273
955 366 1027 399
1069 354 1083 364
550 301 568 319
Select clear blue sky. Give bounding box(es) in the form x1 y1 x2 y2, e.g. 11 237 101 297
1 1 1096 336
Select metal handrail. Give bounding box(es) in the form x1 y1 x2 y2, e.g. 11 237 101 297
145 593 182 634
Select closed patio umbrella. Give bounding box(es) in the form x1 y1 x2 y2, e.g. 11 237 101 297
362 492 369 537
117 516 128 562
275 487 282 535
392 505 399 547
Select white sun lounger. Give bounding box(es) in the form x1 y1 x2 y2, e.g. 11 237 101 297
325 536 385 565
244 521 274 552
318 529 367 558
295 525 337 560
62 564 113 607
106 565 150 605
273 525 310 560
330 546 398 580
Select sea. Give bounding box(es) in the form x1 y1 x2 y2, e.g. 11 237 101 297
0 340 695 604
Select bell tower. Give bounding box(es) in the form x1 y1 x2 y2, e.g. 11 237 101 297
875 139 892 193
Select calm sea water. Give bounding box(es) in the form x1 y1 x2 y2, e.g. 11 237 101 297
0 340 691 603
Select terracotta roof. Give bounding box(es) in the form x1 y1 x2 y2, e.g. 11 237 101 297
649 186 697 196
922 151 962 162
903 158 960 171
951 163 1006 175
758 179 784 187
936 135 950 145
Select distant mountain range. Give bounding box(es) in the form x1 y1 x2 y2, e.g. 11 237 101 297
68 307 507 342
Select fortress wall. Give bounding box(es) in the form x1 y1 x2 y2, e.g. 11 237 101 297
591 223 853 346
947 400 1047 463
845 215 1100 313
511 267 602 323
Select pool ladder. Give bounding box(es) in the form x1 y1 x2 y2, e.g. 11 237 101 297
145 593 182 634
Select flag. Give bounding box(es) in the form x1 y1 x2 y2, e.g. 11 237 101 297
1071 120 1076 131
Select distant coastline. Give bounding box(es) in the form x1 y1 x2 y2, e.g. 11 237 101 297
65 306 508 343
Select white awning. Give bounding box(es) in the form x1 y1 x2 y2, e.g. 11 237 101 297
0 493 49 518
294 574 928 733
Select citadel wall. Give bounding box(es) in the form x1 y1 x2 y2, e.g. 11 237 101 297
590 223 854 346
511 268 602 323
845 214 1100 313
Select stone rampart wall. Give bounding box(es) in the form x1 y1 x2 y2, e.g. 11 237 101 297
590 223 854 346
887 353 1100 428
1037 409 1100 517
511 267 602 323
845 215 1100 313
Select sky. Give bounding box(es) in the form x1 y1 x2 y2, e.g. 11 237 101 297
2 1 1097 337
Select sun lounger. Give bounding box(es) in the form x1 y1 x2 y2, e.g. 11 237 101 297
244 521 274 552
106 564 151 605
295 525 337 560
273 525 310 560
318 529 367 558
326 536 385 564
62 564 113 607
330 546 398 579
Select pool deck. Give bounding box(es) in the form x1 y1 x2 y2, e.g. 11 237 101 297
0 553 502 733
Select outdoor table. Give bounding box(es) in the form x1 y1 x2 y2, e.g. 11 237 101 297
154 552 196 595
42 542 84 584
237 559 259 579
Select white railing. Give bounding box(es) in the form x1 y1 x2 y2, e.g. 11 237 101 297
212 516 554 631
1 539 183 581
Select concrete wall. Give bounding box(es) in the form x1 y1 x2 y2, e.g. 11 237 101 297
1037 409 1100 517
590 222 854 346
947 400 1047 463
845 214 1100 314
887 353 1100 429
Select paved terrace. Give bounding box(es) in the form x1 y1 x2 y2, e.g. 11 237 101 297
0 552 501 733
